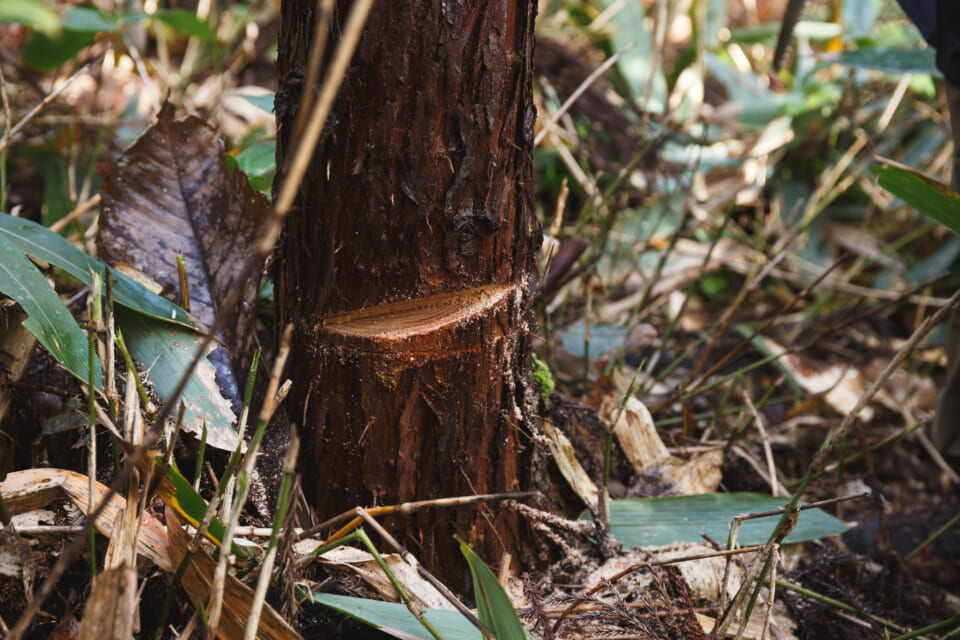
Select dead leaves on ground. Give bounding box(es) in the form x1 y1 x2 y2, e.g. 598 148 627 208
165 507 303 640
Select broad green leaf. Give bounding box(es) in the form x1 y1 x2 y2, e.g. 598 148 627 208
827 46 939 76
21 6 118 70
874 159 960 235
603 494 850 547
0 0 59 30
0 213 195 329
703 53 790 126
22 28 94 71
458 538 526 640
235 140 276 197
307 593 482 640
0 231 101 389
152 9 214 41
116 307 238 451
62 7 117 33
235 140 276 179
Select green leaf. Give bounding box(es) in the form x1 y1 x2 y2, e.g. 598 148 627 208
307 593 482 640
235 140 276 180
116 307 238 451
827 46 939 76
874 160 960 235
22 28 94 71
0 213 195 329
458 538 526 640
62 7 117 33
0 231 101 389
602 493 850 547
0 0 59 30
152 9 214 41
232 92 274 114
20 6 118 70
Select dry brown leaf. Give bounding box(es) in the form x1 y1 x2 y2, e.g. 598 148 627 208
47 614 81 640
0 307 36 454
0 468 171 571
543 417 600 511
165 507 303 640
598 395 722 495
752 334 874 421
77 564 138 640
662 449 723 495
98 101 270 399
599 396 670 474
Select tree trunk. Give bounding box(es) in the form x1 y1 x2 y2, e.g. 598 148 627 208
275 1 542 587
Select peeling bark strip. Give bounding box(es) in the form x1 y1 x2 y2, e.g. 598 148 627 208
275 1 541 586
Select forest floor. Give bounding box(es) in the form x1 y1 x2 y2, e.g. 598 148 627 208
1 0 959 639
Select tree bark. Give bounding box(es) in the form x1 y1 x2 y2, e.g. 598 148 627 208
275 0 541 587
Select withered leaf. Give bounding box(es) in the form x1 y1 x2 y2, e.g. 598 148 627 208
165 507 303 640
98 101 269 408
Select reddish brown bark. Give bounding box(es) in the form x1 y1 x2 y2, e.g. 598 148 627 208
275 1 541 586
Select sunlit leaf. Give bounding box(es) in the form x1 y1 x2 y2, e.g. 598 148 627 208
0 0 59 30
602 493 850 548
0 230 101 389
137 451 246 558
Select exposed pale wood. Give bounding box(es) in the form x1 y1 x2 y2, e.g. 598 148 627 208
321 284 518 341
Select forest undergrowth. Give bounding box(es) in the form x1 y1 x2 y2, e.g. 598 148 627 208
0 0 958 638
